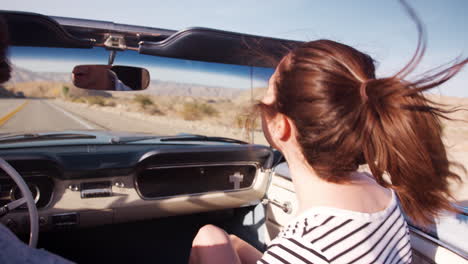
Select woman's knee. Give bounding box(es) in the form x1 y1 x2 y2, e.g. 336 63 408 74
192 224 229 246
190 225 240 264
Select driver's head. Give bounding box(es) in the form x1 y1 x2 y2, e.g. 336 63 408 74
72 65 113 90
0 16 11 84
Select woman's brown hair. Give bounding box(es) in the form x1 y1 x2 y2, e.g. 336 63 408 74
261 1 467 226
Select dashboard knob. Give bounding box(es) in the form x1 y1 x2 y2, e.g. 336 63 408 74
114 181 125 188
68 184 79 192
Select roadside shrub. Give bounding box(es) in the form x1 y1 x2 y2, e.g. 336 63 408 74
181 102 219 121
62 86 70 98
70 96 87 103
134 94 154 109
145 105 164 116
234 114 248 129
199 103 219 117
86 96 106 106
234 107 261 130
105 100 117 107
38 85 46 96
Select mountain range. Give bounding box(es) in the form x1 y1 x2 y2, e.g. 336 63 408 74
8 66 246 98
10 66 71 83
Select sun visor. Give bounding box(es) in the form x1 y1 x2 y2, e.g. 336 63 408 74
0 11 94 48
139 27 301 68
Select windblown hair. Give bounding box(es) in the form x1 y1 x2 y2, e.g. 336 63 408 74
258 1 467 226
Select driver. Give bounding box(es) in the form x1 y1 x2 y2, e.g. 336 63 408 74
0 16 74 264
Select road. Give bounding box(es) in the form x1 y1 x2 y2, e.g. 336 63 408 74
0 99 96 133
0 98 173 134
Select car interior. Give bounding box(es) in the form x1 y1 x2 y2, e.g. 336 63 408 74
0 11 466 263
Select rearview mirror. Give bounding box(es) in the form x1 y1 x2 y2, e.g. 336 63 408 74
72 65 150 91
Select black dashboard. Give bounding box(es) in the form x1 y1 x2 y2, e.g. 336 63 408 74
0 143 274 233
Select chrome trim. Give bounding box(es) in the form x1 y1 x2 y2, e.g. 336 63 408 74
80 188 112 198
35 176 56 211
2 172 56 210
10 184 41 204
409 226 468 260
262 198 292 214
33 176 55 210
263 168 274 197
134 162 261 201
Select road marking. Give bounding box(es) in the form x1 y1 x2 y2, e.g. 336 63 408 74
44 101 95 129
0 100 30 127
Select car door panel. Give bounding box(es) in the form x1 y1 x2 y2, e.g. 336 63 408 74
410 227 468 263
264 162 298 243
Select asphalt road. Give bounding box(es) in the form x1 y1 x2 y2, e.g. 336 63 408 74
0 98 170 134
0 99 96 133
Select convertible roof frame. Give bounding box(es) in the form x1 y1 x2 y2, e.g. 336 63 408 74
1 10 302 68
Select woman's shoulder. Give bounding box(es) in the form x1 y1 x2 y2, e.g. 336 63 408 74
262 190 411 263
280 189 399 237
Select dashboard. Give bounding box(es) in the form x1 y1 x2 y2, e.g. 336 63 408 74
0 144 274 233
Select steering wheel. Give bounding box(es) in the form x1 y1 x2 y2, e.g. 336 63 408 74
0 158 39 247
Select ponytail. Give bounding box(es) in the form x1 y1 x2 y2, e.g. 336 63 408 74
358 0 467 226
361 76 466 226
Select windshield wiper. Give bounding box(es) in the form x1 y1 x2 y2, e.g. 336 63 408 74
160 136 247 144
111 135 247 144
0 133 97 144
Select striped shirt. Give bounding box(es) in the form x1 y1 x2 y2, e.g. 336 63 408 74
259 190 412 264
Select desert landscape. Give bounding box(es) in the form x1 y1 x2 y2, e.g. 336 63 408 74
2 66 467 204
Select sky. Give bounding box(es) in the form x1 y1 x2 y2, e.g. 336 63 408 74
3 0 468 96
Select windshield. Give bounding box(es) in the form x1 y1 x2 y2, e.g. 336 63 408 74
1 46 271 145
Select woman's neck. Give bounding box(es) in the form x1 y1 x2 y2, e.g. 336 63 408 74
283 150 390 214
284 152 331 213
276 133 345 213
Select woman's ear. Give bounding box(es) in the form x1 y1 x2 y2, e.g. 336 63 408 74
272 113 291 142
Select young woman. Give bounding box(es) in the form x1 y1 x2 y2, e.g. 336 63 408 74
189 3 467 264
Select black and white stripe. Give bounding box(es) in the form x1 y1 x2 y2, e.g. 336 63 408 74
258 191 411 264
